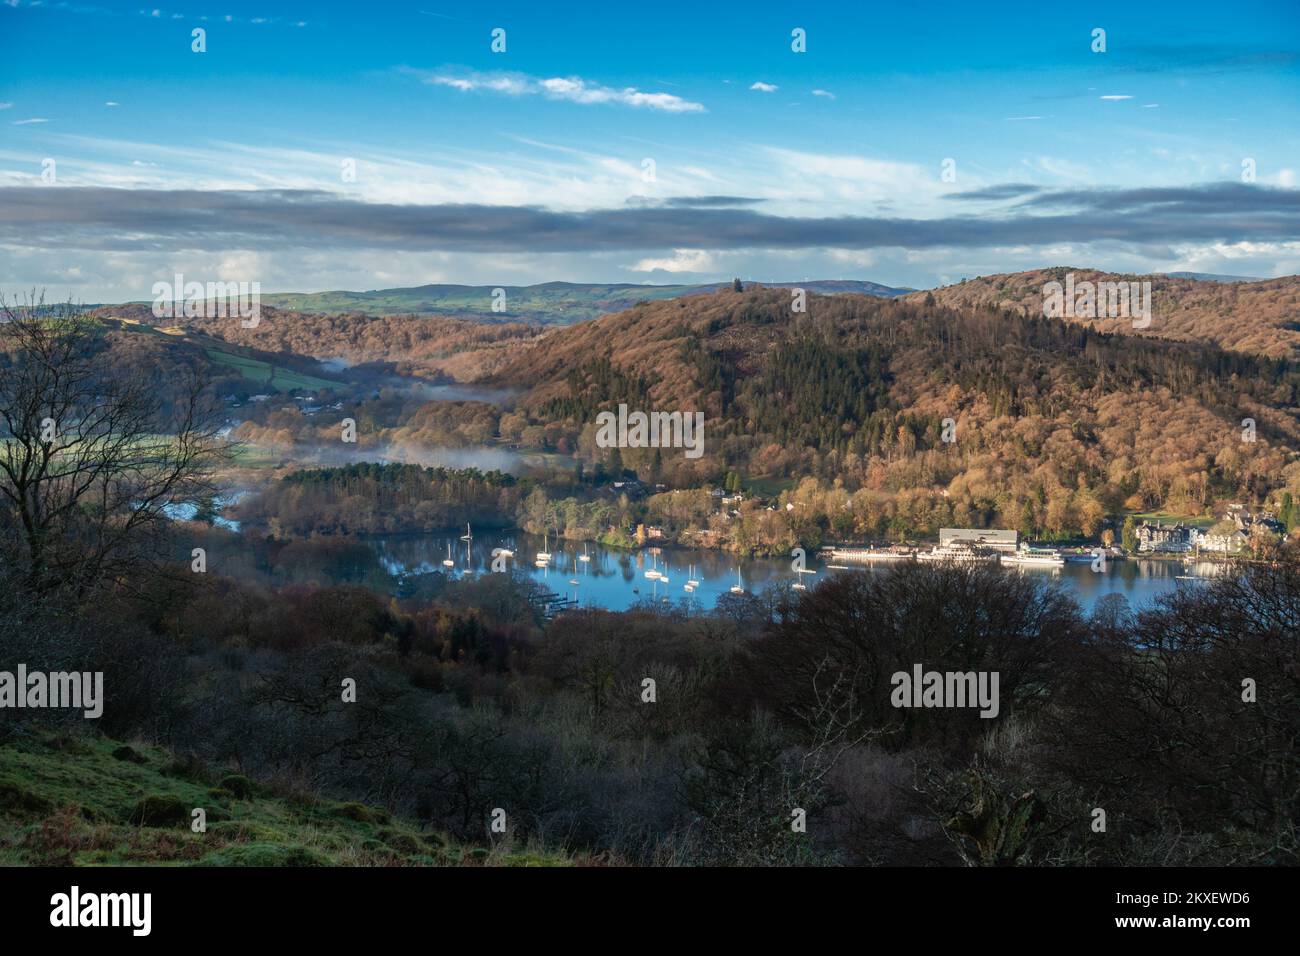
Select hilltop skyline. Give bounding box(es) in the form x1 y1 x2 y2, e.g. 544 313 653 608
2 0 1298 301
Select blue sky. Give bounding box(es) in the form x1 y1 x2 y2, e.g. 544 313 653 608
2 0 1298 301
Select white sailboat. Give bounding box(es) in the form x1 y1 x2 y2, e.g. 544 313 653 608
686 564 700 588
578 543 591 563
730 568 745 595
568 553 580 587
644 551 662 580
535 531 551 565
460 523 473 542
792 566 816 591
442 541 455 569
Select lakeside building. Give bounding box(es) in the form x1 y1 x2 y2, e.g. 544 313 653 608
1136 520 1194 553
1192 526 1248 553
1188 507 1284 553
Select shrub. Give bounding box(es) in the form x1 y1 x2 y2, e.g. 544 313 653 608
376 829 422 855
127 794 191 828
218 775 254 799
111 745 148 764
0 780 53 815
335 802 390 824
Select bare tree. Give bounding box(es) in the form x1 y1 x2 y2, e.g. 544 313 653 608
0 296 225 597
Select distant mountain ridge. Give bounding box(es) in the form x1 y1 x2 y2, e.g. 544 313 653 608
254 279 914 324
1160 271 1264 283
902 268 1300 360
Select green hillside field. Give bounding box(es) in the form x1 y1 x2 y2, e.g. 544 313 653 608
0 730 575 867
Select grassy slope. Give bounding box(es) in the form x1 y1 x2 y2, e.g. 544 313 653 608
203 348 337 392
0 731 572 867
98 316 344 394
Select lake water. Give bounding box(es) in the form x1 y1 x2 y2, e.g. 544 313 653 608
370 533 1224 614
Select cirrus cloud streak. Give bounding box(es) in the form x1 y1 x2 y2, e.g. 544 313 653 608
410 67 706 113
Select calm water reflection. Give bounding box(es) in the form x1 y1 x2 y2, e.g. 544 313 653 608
370 533 1224 613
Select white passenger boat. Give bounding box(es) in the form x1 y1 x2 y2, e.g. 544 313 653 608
829 548 915 562
916 545 1000 564
1000 544 1065 568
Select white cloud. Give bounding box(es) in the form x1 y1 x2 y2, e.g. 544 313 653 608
811 89 835 99
1021 155 1093 182
0 102 12 110
750 82 778 93
763 147 954 210
13 118 49 125
105 101 120 107
827 248 875 268
1100 95 1134 101
629 249 716 273
418 68 706 113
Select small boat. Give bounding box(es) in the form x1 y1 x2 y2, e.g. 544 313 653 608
535 531 551 564
684 583 695 593
793 566 816 590
686 564 700 588
644 551 662 580
442 542 455 569
1000 544 1065 568
730 568 745 595
578 544 591 563
460 522 473 542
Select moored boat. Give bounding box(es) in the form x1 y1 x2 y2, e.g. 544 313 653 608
916 545 999 564
1001 544 1065 568
829 548 916 562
